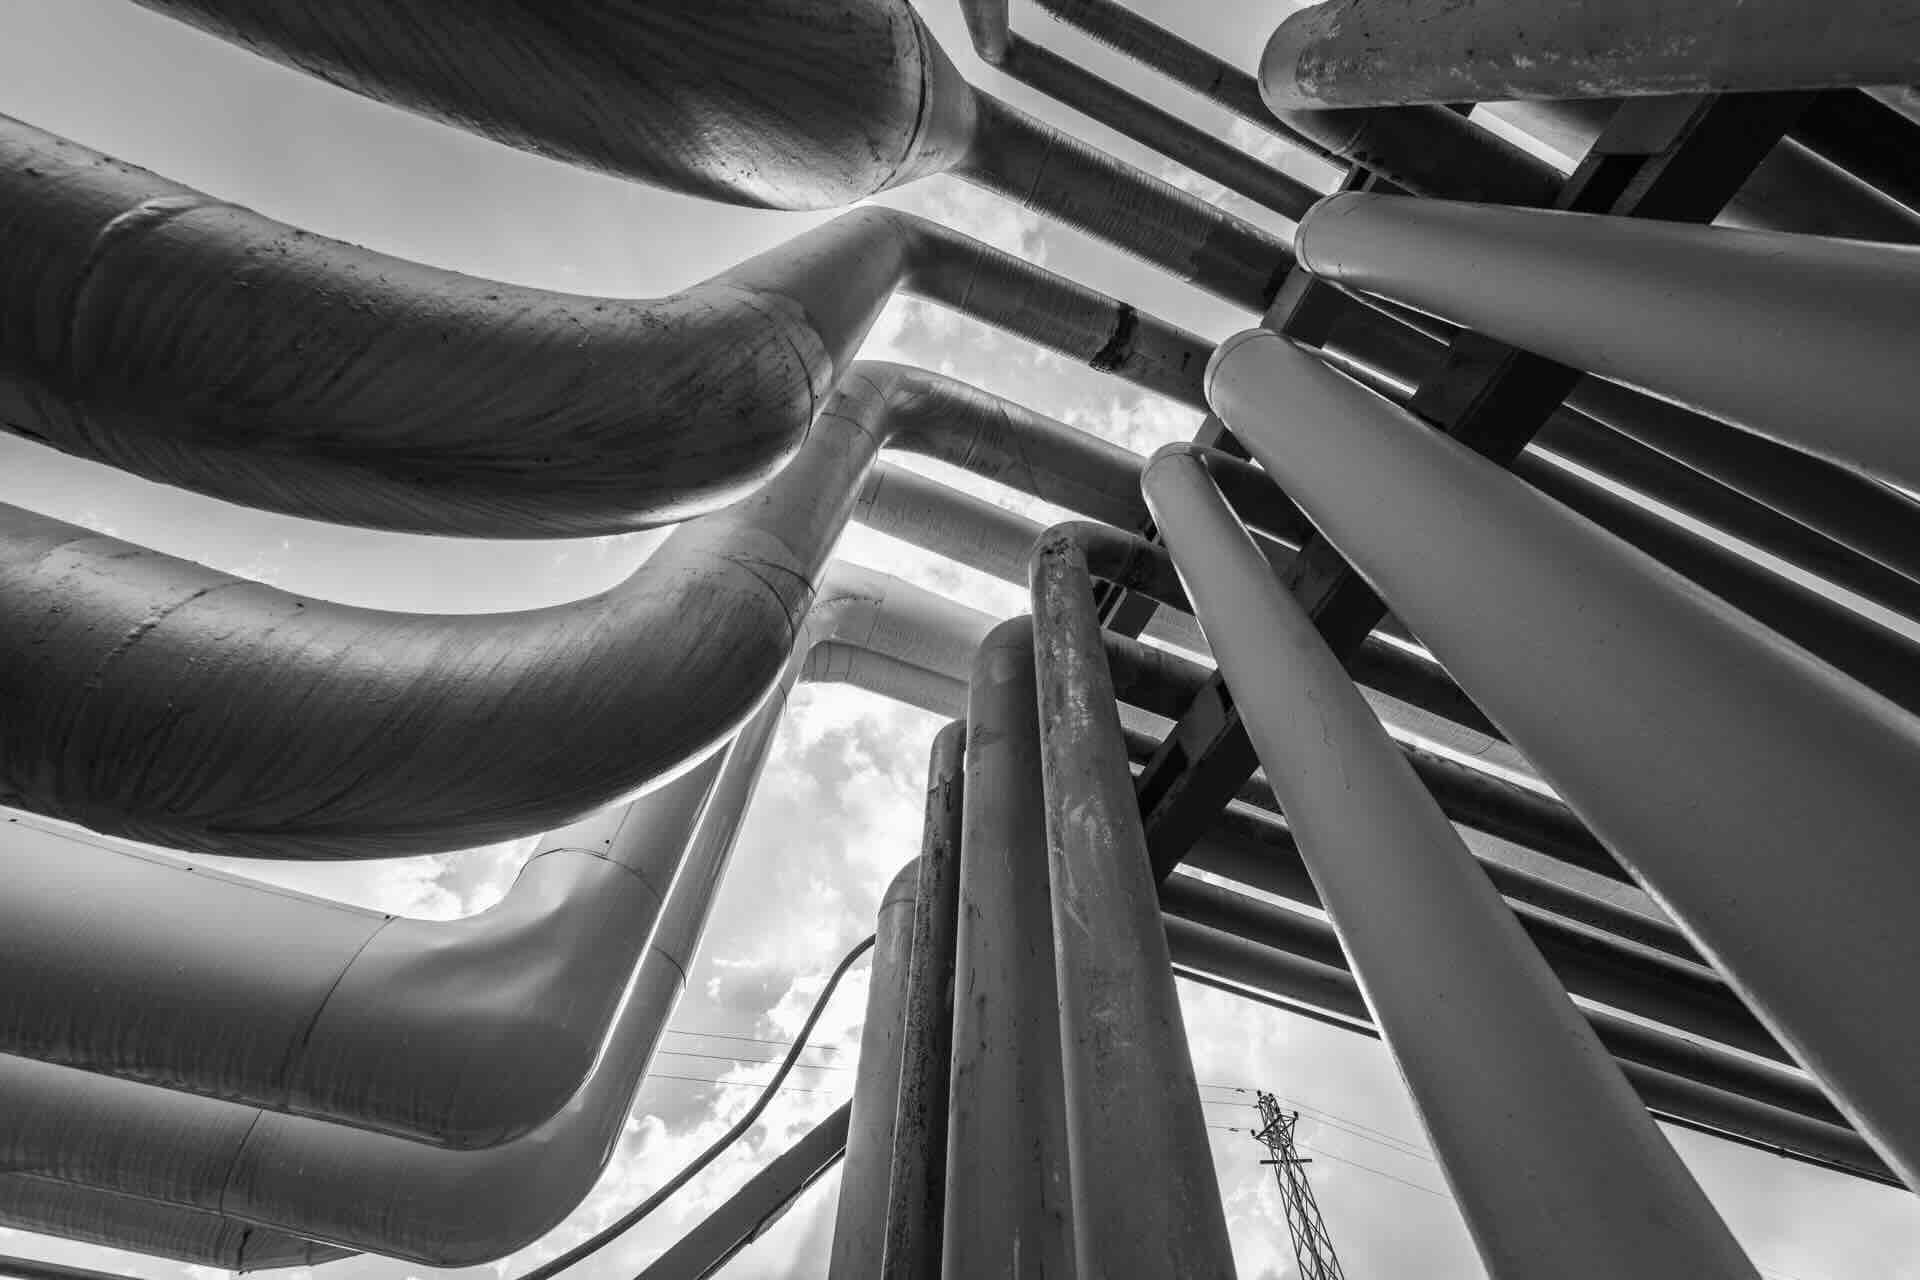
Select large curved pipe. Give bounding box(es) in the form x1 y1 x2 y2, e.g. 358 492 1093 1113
130 1 1294 311
1 117 1211 537
0 359 1188 859
0 1177 351 1273
0 562 992 1149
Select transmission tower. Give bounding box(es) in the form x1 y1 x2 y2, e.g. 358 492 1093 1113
1252 1091 1347 1280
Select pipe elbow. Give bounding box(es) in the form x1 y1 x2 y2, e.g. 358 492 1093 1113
1258 2 1343 114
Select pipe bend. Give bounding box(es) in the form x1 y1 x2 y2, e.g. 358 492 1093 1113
128 0 977 209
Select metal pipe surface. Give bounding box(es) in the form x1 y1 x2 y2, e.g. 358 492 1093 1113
1143 450 1754 1278
944 618 1073 1278
0 693 787 1264
1262 0 1920 108
0 561 987 1146
1209 328 1920 1191
1029 530 1235 1278
0 1179 350 1273
882 724 965 1279
635 1104 851 1280
828 860 921 1279
1297 191 1920 496
2 116 1213 535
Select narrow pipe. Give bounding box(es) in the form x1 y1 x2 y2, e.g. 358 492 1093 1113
881 724 965 1279
1262 0 1920 108
1028 533 1236 1278
1790 90 1920 217
2 115 1212 536
827 861 921 1279
0 693 788 1265
945 618 1073 1278
1162 916 1900 1188
1142 451 1755 1278
0 562 987 1146
1209 328 1920 1191
634 1105 851 1280
0 1179 350 1273
1296 192 1920 497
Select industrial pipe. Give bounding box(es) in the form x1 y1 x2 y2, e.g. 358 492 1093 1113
0 356 1200 859
2 116 1213 537
1161 915 1899 1188
882 724 965 1279
131 0 1295 312
0 1179 349 1273
1295 192 1920 496
1209 328 1920 1191
0 690 787 1265
945 618 1074 1277
1142 450 1755 1278
634 1104 851 1280
1028 532 1238 1278
0 562 988 1145
828 859 921 1279
1261 0 1920 108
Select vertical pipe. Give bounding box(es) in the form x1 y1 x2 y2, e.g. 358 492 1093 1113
944 618 1073 1278
827 861 922 1280
1208 328 1920 1191
1028 535 1236 1280
1141 450 1758 1279
1295 191 1920 494
882 722 966 1279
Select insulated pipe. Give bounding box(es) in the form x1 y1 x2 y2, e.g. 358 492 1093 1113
828 859 921 1279
634 1104 852 1280
1261 0 1920 108
882 725 965 1279
1295 192 1920 496
945 618 1073 1278
1162 916 1900 1188
3 353 1217 859
1209 328 1920 1191
1141 453 1756 1278
1028 537 1236 1278
133 1 1294 313
0 1179 350 1273
0 692 788 1265
2 115 1213 536
0 561 988 1146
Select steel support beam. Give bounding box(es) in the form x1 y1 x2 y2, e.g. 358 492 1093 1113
1143 451 1754 1279
1262 0 1920 109
1210 328 1920 1192
1028 529 1234 1279
637 1105 850 1280
881 723 965 1279
944 619 1072 1278
827 862 921 1279
1296 190 1920 495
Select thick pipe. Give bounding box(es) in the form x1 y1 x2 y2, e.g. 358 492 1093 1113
133 1 1295 312
1028 532 1236 1278
0 1179 350 1273
1262 0 1920 108
3 116 1214 536
1162 916 1900 1188
945 618 1073 1278
1142 452 1754 1278
1297 192 1920 496
882 724 965 1279
828 861 921 1279
1210 328 1920 1191
635 1104 851 1280
0 561 987 1146
0 692 787 1265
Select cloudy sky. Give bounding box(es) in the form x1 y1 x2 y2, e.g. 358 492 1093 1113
2 2 1917 1278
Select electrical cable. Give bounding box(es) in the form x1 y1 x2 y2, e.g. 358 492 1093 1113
512 933 877 1280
